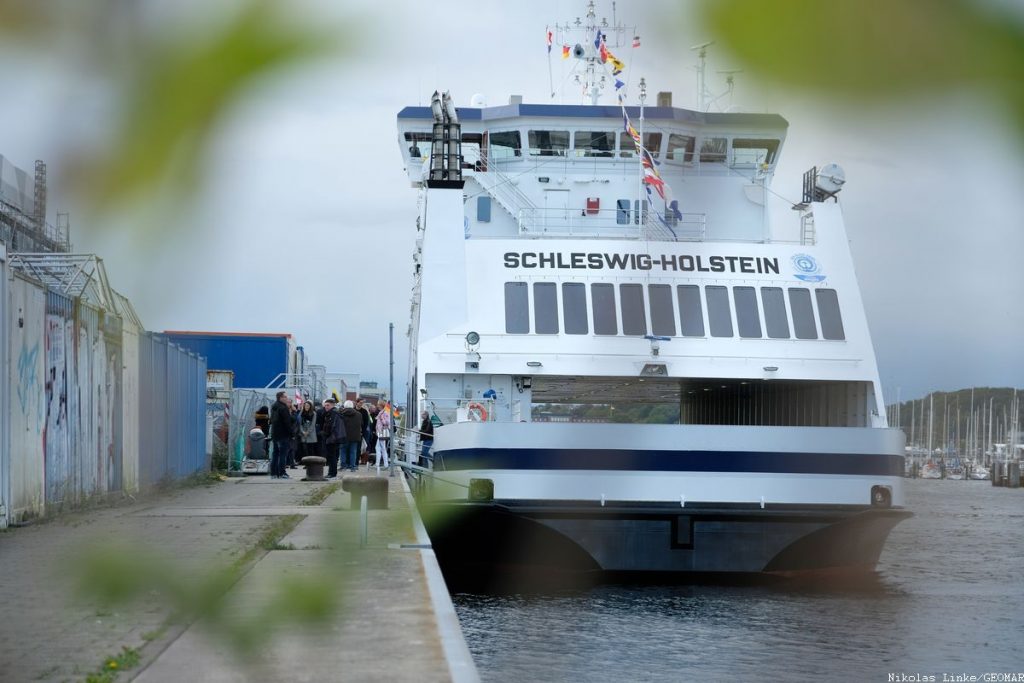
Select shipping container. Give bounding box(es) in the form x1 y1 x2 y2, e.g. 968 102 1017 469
162 331 293 389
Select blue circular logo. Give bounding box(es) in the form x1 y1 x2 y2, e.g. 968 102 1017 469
792 253 826 282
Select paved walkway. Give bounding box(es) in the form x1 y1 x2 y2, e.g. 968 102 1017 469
0 469 476 683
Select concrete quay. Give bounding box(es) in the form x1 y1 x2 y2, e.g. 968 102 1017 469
0 469 477 683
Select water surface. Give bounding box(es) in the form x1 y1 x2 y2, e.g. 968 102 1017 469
453 480 1024 681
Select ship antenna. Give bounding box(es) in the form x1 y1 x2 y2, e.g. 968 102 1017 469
690 40 714 111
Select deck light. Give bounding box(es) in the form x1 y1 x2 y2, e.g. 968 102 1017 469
526 361 542 367
763 366 778 372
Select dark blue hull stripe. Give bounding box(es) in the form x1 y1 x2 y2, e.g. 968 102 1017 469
435 448 904 476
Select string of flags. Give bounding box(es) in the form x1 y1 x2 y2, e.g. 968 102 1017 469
550 27 640 63
545 24 681 228
620 100 683 226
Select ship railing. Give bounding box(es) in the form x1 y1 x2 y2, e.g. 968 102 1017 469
642 210 707 242
471 165 538 224
515 206 706 241
390 423 474 493
421 397 499 427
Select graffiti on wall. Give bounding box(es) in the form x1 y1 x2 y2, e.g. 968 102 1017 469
16 341 43 431
44 315 70 503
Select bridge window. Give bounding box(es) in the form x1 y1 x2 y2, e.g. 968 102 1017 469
620 284 647 335
562 283 588 334
706 285 733 337
761 287 790 339
733 286 762 338
574 131 615 157
403 131 431 158
528 130 569 156
788 288 818 339
732 138 780 166
619 131 662 158
504 282 529 334
591 284 618 335
533 283 559 334
490 131 522 160
667 133 695 162
677 285 705 337
699 136 727 163
816 289 846 340
649 285 676 336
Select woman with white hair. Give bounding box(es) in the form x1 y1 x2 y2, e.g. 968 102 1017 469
374 400 392 471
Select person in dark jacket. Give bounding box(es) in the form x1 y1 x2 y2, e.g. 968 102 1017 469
319 398 342 478
419 410 434 469
270 391 294 479
339 400 363 472
356 399 372 465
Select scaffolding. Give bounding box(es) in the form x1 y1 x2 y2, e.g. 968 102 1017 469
0 157 69 253
8 253 116 311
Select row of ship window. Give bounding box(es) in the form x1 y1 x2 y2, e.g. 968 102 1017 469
503 283 846 340
405 131 780 165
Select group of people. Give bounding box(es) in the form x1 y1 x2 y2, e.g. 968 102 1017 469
252 392 393 480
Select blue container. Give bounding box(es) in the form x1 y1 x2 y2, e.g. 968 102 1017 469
162 332 290 389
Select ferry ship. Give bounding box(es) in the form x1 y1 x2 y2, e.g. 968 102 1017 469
396 3 909 582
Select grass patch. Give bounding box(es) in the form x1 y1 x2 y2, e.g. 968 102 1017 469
228 514 304 571
302 482 342 507
269 542 295 551
84 646 140 682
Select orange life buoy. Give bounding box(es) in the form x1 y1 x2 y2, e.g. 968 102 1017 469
466 402 489 422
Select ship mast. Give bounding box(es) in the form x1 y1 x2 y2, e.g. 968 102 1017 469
553 1 633 105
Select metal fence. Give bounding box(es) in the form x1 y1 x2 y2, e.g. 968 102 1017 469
137 333 207 488
226 388 279 475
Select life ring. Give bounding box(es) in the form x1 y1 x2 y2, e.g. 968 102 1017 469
466 402 489 422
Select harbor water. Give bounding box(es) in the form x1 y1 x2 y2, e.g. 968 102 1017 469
453 479 1024 681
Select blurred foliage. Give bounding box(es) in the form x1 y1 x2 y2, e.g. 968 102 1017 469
0 0 343 218
74 513 347 658
699 0 1024 129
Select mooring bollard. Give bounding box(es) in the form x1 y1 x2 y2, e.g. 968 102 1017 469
301 456 327 482
359 496 368 548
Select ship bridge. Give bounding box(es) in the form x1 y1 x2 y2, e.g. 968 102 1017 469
397 101 788 243
402 98 886 432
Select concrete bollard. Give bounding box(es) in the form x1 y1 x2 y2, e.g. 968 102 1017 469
301 456 327 482
342 476 389 510
359 496 368 548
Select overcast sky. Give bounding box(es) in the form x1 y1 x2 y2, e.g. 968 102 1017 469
1 0 1021 404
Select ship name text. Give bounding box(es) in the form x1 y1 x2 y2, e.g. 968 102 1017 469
503 252 781 275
